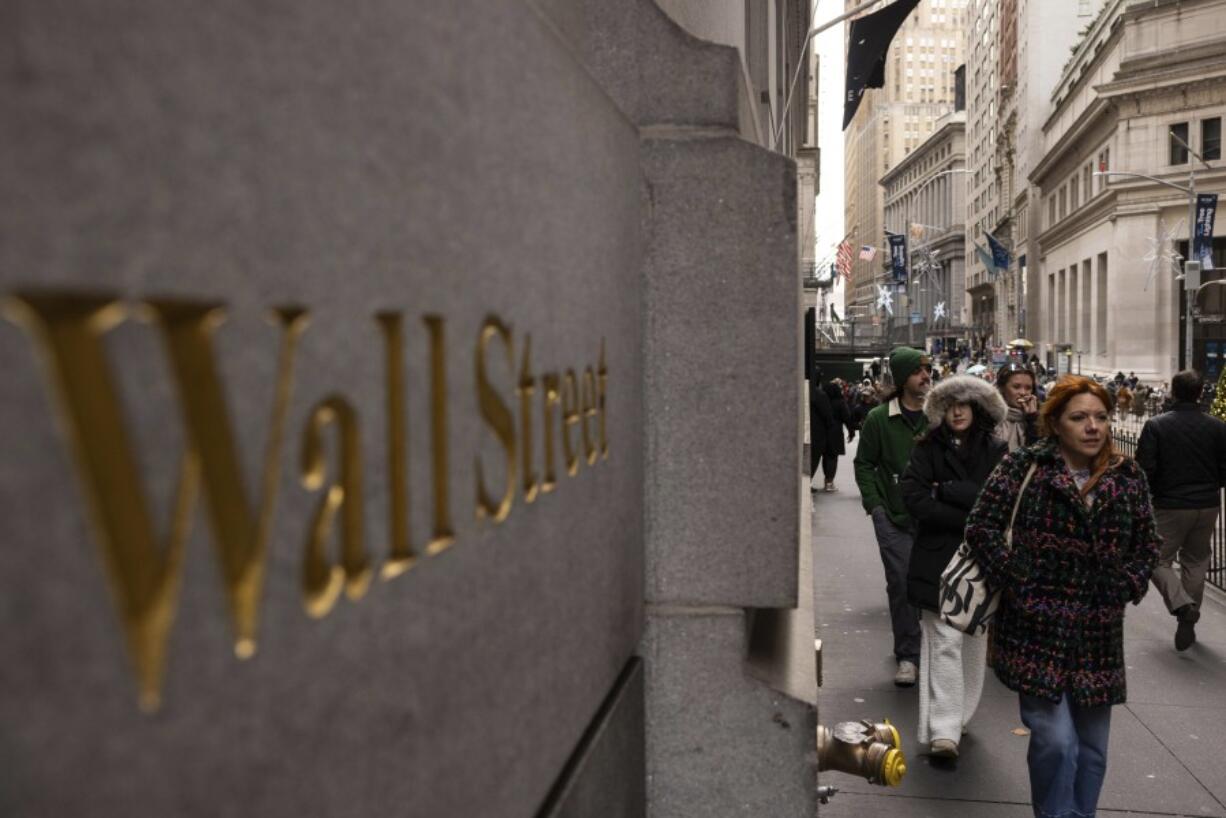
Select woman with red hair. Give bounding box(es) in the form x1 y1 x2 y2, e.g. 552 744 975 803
964 376 1160 818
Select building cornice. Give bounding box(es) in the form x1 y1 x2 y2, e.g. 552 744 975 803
879 116 967 189
1097 51 1226 100
1048 0 1126 122
1030 98 1116 186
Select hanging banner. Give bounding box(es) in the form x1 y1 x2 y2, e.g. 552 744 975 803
888 233 908 283
1194 193 1218 270
843 0 922 129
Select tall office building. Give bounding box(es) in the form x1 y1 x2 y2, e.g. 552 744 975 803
844 0 968 318
964 0 1105 346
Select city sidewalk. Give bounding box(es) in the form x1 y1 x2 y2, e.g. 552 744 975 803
811 439 1226 818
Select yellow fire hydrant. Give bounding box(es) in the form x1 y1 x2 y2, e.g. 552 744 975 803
816 719 907 803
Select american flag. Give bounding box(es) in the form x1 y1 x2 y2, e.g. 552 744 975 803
859 244 876 262
837 241 854 280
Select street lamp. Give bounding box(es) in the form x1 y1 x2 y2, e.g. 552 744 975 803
1095 130 1212 370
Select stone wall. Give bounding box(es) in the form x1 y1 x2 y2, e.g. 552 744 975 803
0 1 809 815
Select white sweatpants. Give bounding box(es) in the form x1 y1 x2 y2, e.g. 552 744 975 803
917 609 988 745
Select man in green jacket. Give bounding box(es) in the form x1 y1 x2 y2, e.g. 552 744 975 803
854 346 931 686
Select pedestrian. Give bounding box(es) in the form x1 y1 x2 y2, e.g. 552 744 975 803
809 368 835 493
900 376 1007 758
1135 370 1226 650
994 362 1041 452
1132 384 1149 418
852 387 876 431
1128 371 1139 390
964 375 1160 818
1117 384 1133 416
854 346 933 687
819 380 856 492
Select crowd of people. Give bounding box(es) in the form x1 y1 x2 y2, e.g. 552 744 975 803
809 348 1226 818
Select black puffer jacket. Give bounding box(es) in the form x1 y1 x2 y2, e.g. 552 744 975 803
1136 403 1226 509
901 426 1007 611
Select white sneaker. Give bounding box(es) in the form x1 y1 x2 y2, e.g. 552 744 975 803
894 660 918 687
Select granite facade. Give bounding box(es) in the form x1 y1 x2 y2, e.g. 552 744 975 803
1 3 641 817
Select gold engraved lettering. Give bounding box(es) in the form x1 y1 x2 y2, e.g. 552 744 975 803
516 334 539 503
474 316 517 522
144 300 307 662
540 372 560 494
580 367 598 465
597 339 609 459
424 315 456 555
300 395 370 618
3 293 306 710
376 312 415 580
560 369 580 476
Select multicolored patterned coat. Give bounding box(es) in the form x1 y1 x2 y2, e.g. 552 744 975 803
964 439 1161 706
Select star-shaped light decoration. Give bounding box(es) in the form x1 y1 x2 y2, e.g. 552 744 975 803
933 301 947 322
876 284 894 316
1143 219 1185 291
911 246 942 284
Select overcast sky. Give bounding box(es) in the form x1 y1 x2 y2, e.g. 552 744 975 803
814 12 846 303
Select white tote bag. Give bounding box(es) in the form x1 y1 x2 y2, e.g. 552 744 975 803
938 462 1037 635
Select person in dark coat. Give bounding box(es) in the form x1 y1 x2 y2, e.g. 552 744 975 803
808 370 834 492
818 380 856 492
1135 369 1226 650
900 375 1008 759
851 386 876 431
964 375 1161 818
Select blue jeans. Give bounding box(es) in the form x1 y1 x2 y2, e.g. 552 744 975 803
1019 693 1113 818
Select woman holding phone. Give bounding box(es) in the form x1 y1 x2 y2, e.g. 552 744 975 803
994 362 1040 452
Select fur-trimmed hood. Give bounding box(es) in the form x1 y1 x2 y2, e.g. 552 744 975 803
923 375 1008 428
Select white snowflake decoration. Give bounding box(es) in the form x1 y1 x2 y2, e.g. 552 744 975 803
933 301 947 322
1142 219 1185 291
877 284 894 316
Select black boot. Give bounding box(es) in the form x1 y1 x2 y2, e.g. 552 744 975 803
1174 604 1200 652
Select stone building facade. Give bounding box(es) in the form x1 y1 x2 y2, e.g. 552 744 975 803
964 0 1104 347
1030 0 1226 381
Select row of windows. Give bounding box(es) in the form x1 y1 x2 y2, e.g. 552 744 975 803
1170 118 1222 165
1048 148 1109 228
973 182 996 214
1045 118 1222 230
895 143 957 187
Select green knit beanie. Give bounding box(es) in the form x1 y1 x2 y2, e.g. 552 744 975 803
889 346 930 387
